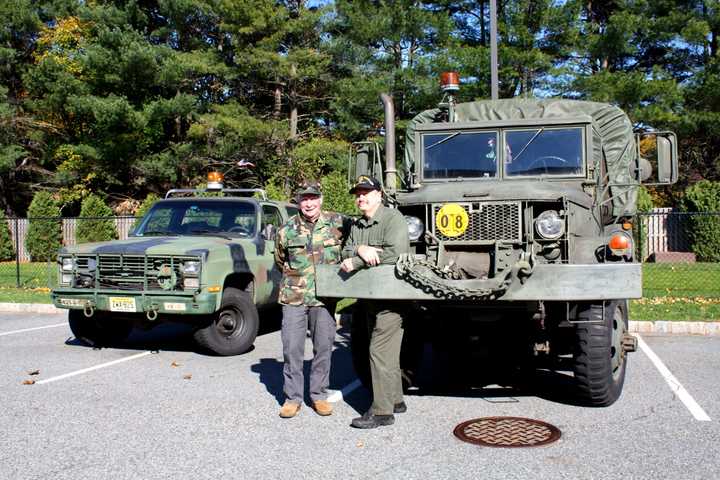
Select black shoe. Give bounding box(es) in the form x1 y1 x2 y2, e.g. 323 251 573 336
351 411 395 429
393 402 407 414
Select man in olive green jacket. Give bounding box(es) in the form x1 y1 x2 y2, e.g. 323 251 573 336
341 175 410 429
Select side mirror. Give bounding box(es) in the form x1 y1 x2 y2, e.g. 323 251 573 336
348 141 384 189
635 132 678 185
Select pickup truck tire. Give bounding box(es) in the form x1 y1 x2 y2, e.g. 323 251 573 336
68 310 133 347
194 287 259 356
573 300 628 407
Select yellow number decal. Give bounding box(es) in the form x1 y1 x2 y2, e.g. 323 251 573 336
435 204 469 237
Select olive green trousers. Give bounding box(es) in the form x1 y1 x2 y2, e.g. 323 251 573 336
362 302 405 415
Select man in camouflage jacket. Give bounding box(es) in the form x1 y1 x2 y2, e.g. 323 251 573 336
274 181 345 418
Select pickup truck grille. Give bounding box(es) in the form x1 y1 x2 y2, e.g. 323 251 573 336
73 254 198 291
432 202 522 243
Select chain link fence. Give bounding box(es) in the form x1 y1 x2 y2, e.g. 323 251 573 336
0 217 138 289
1 211 719 300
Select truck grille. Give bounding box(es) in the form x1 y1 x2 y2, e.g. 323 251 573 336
74 254 197 291
432 202 522 243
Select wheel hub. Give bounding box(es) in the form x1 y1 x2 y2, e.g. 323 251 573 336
220 315 236 332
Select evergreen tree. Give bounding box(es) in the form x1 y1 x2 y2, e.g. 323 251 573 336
26 191 61 262
76 194 116 244
0 217 14 261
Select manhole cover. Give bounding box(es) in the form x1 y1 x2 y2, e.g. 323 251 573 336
453 416 561 448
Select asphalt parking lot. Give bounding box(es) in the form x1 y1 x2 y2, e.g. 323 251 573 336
1 312 718 480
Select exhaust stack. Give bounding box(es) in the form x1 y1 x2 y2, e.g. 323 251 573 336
380 93 396 195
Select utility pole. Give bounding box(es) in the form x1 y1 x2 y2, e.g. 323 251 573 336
490 0 499 100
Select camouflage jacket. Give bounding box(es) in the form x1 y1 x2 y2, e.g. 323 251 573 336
274 211 345 306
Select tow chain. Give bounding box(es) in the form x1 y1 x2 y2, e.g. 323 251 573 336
395 254 513 300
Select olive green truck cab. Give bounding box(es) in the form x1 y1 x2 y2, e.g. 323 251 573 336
316 87 678 406
51 187 297 355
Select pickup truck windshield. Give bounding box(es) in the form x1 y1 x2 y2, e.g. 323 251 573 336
134 200 257 238
505 127 584 177
423 131 499 179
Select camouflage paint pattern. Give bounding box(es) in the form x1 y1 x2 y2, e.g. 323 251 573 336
274 211 345 306
52 198 292 315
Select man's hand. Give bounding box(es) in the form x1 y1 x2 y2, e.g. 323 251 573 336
340 258 355 272
357 245 383 266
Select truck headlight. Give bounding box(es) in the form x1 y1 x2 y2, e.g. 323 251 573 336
535 210 564 239
182 261 201 276
62 258 74 272
405 216 425 242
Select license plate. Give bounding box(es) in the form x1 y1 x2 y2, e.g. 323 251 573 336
163 302 186 312
109 297 136 312
59 298 85 307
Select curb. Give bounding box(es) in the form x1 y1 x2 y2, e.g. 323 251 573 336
2 303 719 336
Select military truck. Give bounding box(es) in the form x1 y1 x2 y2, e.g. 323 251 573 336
317 75 678 406
51 174 297 355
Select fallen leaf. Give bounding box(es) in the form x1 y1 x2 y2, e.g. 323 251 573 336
183 374 192 380
356 441 364 448
28 370 40 376
22 380 35 385
171 361 181 368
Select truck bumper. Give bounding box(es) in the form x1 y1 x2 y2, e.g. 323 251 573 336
50 289 219 315
315 263 641 301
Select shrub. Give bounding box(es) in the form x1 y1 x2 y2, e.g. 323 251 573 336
0 218 14 261
682 180 720 262
26 191 62 262
321 171 357 215
76 194 116 243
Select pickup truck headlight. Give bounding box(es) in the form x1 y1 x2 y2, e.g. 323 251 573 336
182 261 201 276
62 258 74 272
535 210 564 239
405 216 425 242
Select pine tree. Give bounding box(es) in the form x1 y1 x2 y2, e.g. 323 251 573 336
76 194 116 244
0 217 14 261
26 191 62 262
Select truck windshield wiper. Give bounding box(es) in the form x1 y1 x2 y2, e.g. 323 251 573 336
138 230 178 236
187 230 233 240
511 127 545 163
426 132 461 150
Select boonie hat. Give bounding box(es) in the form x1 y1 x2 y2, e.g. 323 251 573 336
349 175 382 194
295 180 322 196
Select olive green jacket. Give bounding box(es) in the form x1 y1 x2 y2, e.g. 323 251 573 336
342 205 410 270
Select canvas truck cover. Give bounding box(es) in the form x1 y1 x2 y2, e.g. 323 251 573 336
404 99 638 216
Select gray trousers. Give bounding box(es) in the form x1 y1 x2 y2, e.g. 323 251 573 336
364 303 405 415
281 304 336 404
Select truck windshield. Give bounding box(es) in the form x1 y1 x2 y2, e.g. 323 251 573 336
423 131 499 179
505 127 584 177
133 200 257 238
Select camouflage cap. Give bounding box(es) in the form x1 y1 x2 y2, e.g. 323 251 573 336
349 175 382 194
295 180 322 197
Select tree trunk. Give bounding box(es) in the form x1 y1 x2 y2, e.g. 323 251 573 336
289 64 298 140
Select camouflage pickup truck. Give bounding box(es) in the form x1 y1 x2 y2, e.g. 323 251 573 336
51 183 297 355
317 77 678 406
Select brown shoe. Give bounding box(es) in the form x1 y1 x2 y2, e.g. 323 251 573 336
279 401 301 418
312 400 333 416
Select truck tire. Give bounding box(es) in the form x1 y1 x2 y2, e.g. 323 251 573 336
194 287 259 356
68 309 133 347
573 300 628 406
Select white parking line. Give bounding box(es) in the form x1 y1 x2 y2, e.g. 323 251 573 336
0 323 67 337
34 351 154 385
637 334 711 422
327 379 362 403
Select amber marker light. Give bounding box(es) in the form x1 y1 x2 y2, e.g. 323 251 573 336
440 71 460 92
608 232 632 255
207 286 221 293
207 171 224 190
622 222 633 230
